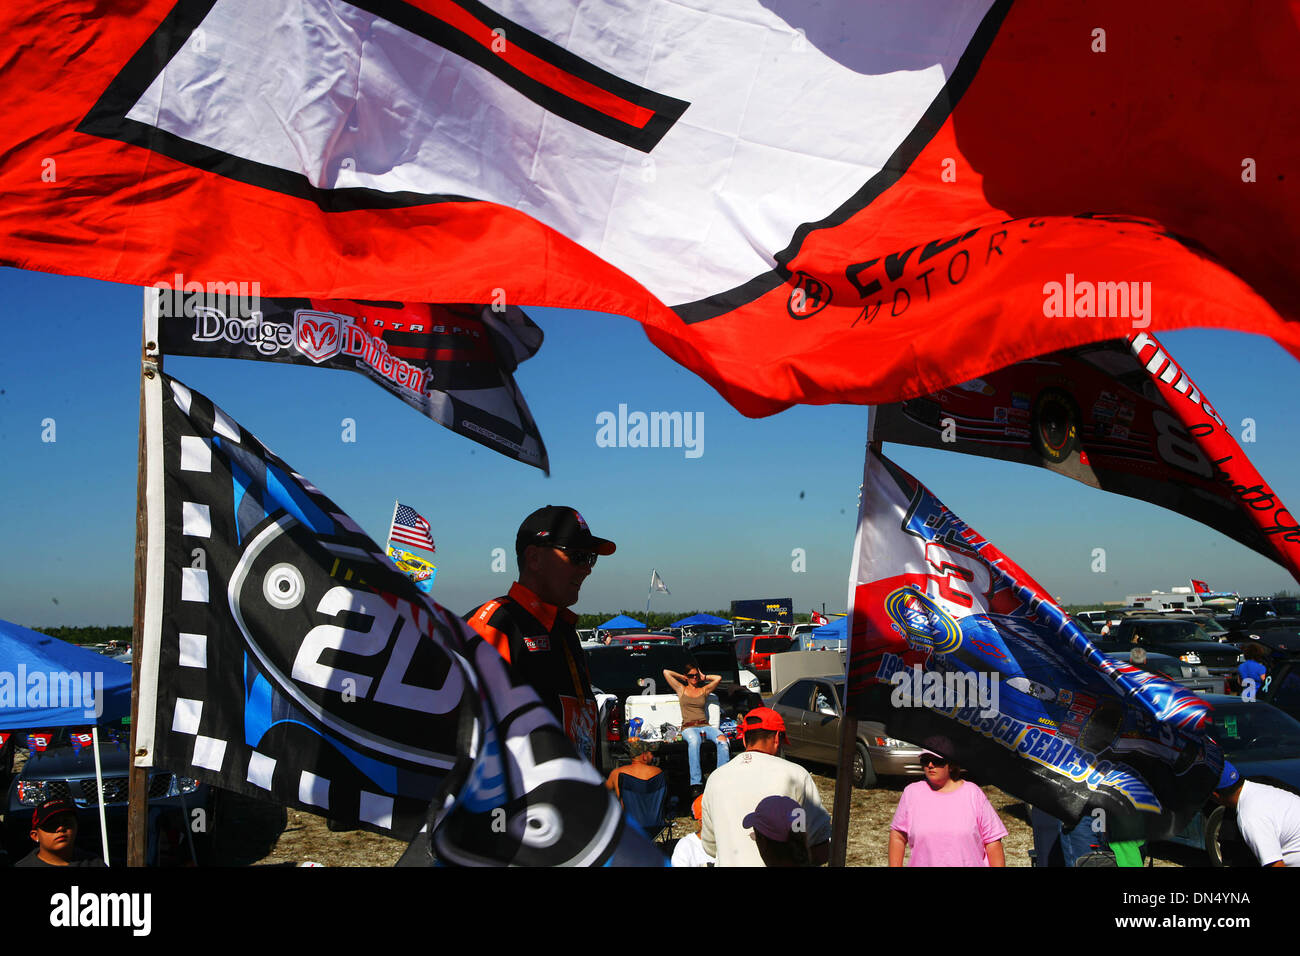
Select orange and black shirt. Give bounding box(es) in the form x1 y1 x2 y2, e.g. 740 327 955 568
466 582 598 764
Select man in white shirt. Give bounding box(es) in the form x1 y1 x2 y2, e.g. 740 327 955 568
671 794 716 867
1213 762 1300 867
700 707 831 866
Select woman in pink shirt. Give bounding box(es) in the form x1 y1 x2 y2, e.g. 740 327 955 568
888 736 1007 867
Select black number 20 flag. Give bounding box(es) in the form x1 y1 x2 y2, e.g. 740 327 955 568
135 372 661 865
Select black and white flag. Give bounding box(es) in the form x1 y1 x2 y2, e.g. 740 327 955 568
135 372 661 864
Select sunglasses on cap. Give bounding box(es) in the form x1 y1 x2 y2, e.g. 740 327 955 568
551 544 598 568
919 753 948 767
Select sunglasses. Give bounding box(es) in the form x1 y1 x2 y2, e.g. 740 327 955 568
919 753 948 767
552 545 598 568
686 672 702 680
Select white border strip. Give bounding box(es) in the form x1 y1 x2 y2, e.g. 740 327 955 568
134 332 167 766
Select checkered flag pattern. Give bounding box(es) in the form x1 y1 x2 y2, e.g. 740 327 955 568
141 373 661 865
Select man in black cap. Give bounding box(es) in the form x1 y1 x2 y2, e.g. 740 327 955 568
466 506 615 765
14 799 106 867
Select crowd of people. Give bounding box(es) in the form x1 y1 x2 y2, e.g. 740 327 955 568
462 503 1300 868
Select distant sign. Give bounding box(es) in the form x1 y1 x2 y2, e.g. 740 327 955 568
730 598 793 623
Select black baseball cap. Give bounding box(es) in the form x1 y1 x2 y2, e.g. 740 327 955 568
32 799 78 829
516 506 616 556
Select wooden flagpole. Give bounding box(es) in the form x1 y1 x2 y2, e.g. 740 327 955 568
127 291 161 867
828 424 880 868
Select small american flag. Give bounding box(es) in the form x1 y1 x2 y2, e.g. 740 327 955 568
389 503 436 552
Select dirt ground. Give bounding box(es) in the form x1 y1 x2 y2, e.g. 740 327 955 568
206 770 1208 867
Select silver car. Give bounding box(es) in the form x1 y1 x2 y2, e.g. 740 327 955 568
769 676 923 788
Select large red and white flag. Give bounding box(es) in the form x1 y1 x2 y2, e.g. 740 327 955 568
1 2 1298 412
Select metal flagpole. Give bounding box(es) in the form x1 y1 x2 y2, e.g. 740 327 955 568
90 726 111 865
829 411 877 868
127 288 162 866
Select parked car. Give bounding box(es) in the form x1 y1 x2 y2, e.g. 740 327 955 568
1070 614 1100 634
606 632 680 647
768 676 923 789
1102 650 1223 695
686 631 736 649
1161 695 1300 865
3 726 213 865
736 635 797 689
1094 617 1243 681
1232 596 1300 626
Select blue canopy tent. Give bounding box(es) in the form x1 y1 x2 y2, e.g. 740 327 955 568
669 613 730 629
0 618 134 863
0 619 132 729
802 616 848 650
597 614 644 630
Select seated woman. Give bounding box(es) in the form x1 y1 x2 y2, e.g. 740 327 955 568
888 736 1007 867
663 661 729 794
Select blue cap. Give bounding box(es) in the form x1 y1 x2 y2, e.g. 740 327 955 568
1217 761 1240 791
743 795 803 842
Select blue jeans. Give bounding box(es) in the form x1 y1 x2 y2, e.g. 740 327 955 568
682 725 729 785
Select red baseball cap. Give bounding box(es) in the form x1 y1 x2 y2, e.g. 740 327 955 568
32 799 78 829
741 706 787 739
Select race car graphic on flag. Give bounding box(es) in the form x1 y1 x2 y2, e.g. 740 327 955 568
873 333 1300 584
387 546 437 594
155 294 549 471
133 372 662 864
1 2 1298 419
845 445 1221 838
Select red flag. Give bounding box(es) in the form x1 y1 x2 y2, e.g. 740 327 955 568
1191 580 1211 595
811 611 829 626
1 2 1297 413
873 333 1300 584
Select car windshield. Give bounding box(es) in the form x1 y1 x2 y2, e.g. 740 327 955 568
1211 703 1300 762
690 650 740 683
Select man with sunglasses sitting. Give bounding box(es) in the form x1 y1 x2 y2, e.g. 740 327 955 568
699 707 831 866
467 506 616 766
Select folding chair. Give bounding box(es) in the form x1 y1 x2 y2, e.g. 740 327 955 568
618 773 673 844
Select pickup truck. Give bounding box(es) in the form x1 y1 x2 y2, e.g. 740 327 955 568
584 643 762 799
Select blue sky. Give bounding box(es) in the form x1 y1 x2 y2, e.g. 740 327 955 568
1 267 1297 627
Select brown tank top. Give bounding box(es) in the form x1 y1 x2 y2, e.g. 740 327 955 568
679 690 708 726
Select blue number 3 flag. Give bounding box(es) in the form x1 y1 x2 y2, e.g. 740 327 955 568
134 372 661 866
